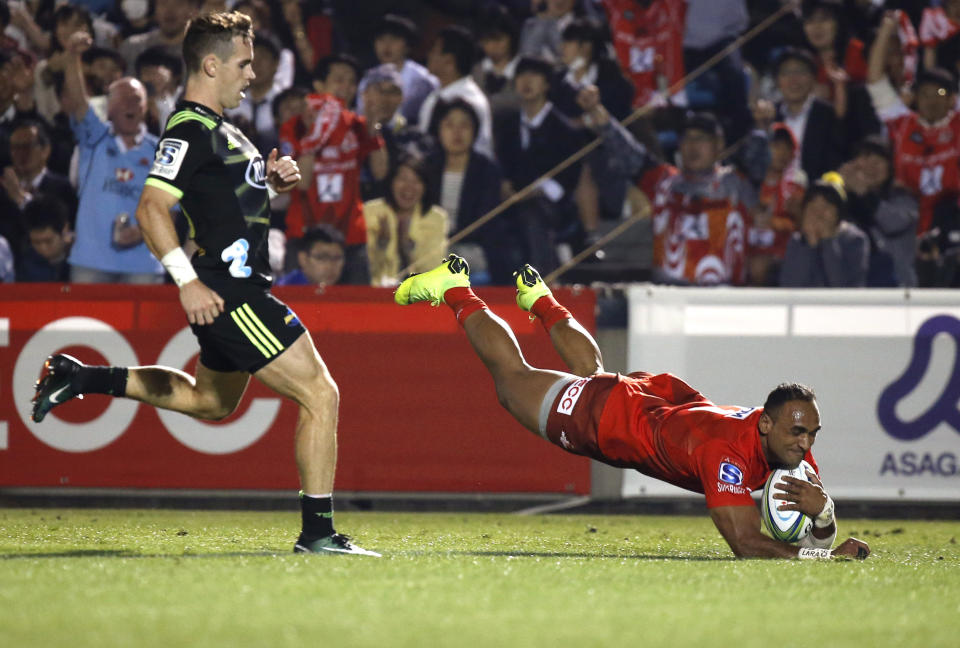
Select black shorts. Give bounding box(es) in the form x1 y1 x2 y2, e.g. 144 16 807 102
190 283 306 374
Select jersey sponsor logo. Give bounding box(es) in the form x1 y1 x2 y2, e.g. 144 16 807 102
280 140 295 156
341 131 358 153
718 462 744 485
321 146 339 159
115 168 134 183
245 156 267 190
716 482 747 495
150 138 189 180
556 378 590 416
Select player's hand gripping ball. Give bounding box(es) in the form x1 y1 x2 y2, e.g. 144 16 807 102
762 460 815 542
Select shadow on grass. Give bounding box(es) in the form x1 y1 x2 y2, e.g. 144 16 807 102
411 550 736 561
0 550 284 560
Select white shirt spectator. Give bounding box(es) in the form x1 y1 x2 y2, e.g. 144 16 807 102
418 75 494 155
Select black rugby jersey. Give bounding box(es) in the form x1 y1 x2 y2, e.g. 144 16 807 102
145 100 272 288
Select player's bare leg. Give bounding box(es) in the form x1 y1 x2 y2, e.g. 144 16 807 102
395 255 574 435
253 333 338 495
514 264 603 377
31 354 249 423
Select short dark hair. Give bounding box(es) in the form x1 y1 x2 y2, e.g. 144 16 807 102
916 67 957 94
374 13 417 47
253 31 281 61
774 46 818 77
24 195 69 233
312 53 360 83
436 25 476 77
428 97 479 141
385 151 432 213
763 383 816 420
852 134 892 161
135 46 184 80
182 11 254 75
0 1 11 29
11 118 50 148
515 55 555 84
272 86 307 123
300 224 345 251
477 5 519 55
802 177 847 219
682 111 724 140
82 46 125 70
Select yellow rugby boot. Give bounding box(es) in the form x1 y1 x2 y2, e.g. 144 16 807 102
514 264 552 312
394 254 471 306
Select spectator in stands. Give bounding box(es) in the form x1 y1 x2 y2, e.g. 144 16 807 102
135 46 182 135
119 0 200 73
0 50 43 171
839 136 918 287
474 5 522 118
33 4 94 122
799 0 882 147
366 14 438 125
767 47 844 183
60 31 163 284
226 32 284 152
0 119 76 266
233 0 296 90
276 224 346 288
601 0 685 109
82 46 125 105
358 63 427 200
921 0 960 75
683 0 753 144
555 17 633 121
780 175 869 287
494 56 594 276
279 59 388 284
867 13 960 238
917 198 960 287
580 90 755 286
518 0 577 61
364 152 447 287
17 196 72 282
310 52 359 108
425 99 506 285
419 25 493 156
746 124 807 286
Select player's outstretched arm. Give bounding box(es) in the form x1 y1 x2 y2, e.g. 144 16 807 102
709 505 870 560
137 184 224 325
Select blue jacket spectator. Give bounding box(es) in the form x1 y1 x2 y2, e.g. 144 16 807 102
60 31 164 283
364 14 438 126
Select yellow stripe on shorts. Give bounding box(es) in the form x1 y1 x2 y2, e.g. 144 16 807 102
230 309 274 358
241 303 284 353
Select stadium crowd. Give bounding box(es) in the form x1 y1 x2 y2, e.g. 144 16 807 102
1 0 959 288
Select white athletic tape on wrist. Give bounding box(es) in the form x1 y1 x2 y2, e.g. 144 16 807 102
798 547 833 560
161 247 198 288
814 493 836 528
267 184 278 201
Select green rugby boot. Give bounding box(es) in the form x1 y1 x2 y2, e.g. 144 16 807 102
294 533 381 557
514 264 552 312
394 254 470 306
32 354 85 423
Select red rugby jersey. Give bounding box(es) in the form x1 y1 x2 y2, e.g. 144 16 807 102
279 93 383 244
596 372 819 508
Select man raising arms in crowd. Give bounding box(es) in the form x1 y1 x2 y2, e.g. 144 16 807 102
32 12 378 556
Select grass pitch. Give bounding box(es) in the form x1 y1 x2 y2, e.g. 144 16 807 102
1 509 958 648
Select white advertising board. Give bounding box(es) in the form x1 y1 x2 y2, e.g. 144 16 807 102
623 286 960 501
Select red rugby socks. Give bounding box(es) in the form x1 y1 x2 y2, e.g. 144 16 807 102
530 295 572 333
444 287 488 326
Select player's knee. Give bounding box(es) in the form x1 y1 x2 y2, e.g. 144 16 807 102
304 371 339 411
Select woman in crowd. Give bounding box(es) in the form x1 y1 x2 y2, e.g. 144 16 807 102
364 152 448 287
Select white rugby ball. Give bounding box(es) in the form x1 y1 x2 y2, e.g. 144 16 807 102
761 460 814 543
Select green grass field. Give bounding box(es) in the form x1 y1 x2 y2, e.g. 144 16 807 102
1 508 958 647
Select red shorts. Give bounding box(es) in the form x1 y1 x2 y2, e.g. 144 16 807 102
542 372 621 463
543 371 709 468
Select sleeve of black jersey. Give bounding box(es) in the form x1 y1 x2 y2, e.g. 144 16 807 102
144 121 214 201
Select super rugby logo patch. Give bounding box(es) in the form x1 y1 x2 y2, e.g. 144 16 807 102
150 138 188 180
718 462 744 485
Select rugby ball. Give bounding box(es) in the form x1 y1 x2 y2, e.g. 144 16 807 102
761 460 814 543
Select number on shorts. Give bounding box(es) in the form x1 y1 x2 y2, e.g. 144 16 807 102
316 173 344 203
